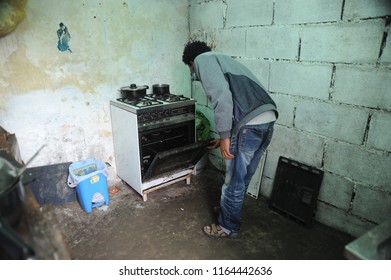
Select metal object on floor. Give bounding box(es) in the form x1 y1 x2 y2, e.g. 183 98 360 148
246 151 267 199
344 217 391 260
0 151 36 259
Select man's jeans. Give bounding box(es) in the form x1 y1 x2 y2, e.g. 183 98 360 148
218 122 274 234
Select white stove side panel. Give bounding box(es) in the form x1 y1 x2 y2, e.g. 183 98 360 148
110 104 143 195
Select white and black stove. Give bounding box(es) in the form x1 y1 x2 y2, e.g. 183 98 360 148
110 90 208 201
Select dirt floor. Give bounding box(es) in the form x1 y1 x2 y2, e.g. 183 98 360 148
47 166 355 260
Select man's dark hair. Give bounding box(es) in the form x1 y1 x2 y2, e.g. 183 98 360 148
182 41 211 66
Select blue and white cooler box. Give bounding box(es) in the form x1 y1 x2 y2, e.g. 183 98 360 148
68 158 110 212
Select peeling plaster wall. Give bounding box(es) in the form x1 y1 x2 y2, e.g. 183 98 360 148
0 0 189 167
189 0 391 237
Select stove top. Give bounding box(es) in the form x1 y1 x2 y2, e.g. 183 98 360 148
114 94 194 110
110 94 196 115
148 94 190 103
117 96 163 108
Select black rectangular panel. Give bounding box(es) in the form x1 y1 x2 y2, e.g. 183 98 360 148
269 156 324 226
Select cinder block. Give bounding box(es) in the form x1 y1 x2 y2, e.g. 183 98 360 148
189 0 203 5
333 65 391 110
246 26 300 60
259 176 274 198
268 125 325 168
301 20 384 63
195 104 208 119
324 141 391 189
274 0 343 24
226 0 273 27
214 29 246 57
269 61 332 100
380 35 391 64
236 58 270 89
367 111 391 151
295 99 368 144
189 1 224 30
343 0 391 20
261 151 280 180
352 184 391 224
188 30 208 43
318 172 354 211
270 94 295 127
315 201 376 237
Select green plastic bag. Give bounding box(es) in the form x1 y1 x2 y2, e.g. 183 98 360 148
196 110 210 142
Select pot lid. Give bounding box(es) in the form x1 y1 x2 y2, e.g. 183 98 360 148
152 84 169 88
120 84 149 91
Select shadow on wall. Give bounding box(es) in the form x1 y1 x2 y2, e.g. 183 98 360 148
0 0 28 37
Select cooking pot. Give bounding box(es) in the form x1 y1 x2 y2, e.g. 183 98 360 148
120 84 149 99
152 84 170 95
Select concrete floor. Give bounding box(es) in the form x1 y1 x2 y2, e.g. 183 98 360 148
49 166 355 260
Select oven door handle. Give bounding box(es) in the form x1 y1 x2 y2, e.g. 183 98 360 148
156 140 209 158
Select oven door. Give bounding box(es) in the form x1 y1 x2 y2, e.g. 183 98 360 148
142 140 209 181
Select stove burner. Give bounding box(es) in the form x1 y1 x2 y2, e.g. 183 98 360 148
149 94 189 103
144 101 152 106
117 97 163 108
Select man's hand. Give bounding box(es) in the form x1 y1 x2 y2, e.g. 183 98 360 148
220 138 234 159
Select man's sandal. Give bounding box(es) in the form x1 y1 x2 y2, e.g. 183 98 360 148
203 223 238 238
